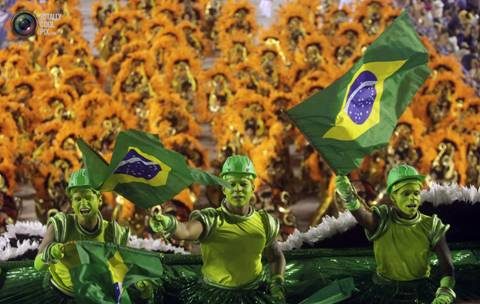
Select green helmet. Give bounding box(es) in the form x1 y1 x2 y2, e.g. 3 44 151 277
220 155 256 179
67 168 93 194
386 164 425 194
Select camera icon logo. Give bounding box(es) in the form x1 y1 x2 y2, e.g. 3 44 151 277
12 11 37 38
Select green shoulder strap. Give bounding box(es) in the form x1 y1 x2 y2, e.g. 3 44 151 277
429 214 450 249
258 209 280 247
365 204 391 241
47 212 69 243
105 221 130 245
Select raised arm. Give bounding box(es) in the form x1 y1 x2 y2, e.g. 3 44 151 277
335 175 379 234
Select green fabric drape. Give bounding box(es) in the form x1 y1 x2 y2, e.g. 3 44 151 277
1 244 479 303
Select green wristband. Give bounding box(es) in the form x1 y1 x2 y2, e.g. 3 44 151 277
436 276 456 300
435 287 456 300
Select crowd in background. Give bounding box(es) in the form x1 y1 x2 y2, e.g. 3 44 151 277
399 0 480 91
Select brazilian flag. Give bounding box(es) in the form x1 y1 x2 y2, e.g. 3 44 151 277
77 129 229 209
287 11 430 175
70 241 164 304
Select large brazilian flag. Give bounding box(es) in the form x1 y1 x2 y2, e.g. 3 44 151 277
70 241 164 304
77 129 229 209
287 11 431 175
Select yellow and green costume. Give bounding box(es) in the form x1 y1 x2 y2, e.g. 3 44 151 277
350 204 449 304
44 212 129 296
0 212 129 304
368 205 449 281
173 201 282 304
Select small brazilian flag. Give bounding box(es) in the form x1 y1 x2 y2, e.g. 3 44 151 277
71 241 164 304
77 129 229 209
287 11 431 175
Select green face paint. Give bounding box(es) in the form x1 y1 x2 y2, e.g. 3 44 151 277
70 188 101 220
390 182 422 219
222 174 254 207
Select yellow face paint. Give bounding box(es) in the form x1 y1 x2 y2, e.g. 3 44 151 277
222 174 254 207
390 181 422 219
71 188 101 220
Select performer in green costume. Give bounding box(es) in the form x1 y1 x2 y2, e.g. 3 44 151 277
150 155 286 304
335 164 455 304
32 169 152 302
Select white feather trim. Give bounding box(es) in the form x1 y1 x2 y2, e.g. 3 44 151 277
0 237 39 261
0 236 8 252
422 183 480 207
278 229 303 251
0 221 190 259
278 212 358 251
127 235 189 255
5 221 46 239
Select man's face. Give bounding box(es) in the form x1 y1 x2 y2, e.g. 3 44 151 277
70 188 101 220
390 182 422 218
222 174 254 207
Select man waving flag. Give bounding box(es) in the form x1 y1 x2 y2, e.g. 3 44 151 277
287 11 430 175
77 129 229 209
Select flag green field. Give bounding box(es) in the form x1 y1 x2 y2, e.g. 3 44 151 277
78 129 229 208
70 241 164 304
287 11 431 175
